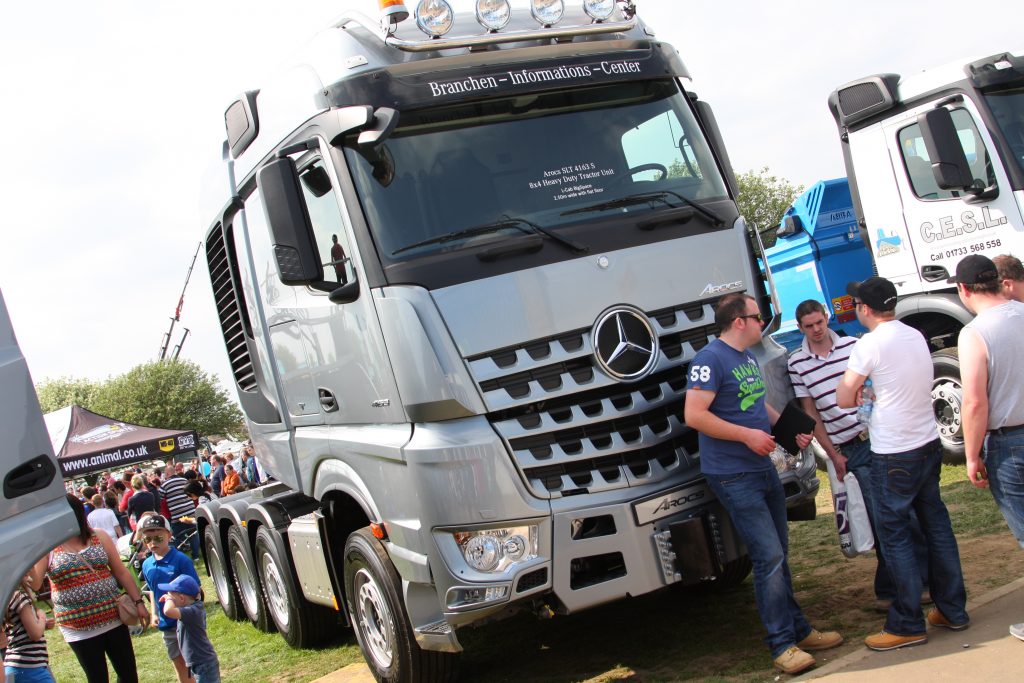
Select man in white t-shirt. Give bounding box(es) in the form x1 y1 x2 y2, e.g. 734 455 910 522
836 276 968 652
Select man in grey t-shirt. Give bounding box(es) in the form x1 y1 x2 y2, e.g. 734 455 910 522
952 254 1024 641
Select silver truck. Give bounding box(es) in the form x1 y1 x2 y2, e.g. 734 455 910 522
195 2 819 680
0 288 79 606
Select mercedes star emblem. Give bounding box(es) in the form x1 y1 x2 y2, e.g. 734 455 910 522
592 306 659 381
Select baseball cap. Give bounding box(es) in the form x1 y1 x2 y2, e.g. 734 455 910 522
846 277 898 312
157 574 201 597
137 514 172 534
946 254 999 285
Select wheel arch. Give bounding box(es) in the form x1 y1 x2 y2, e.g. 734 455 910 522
896 292 971 351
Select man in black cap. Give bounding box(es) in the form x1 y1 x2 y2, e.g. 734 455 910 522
837 276 968 651
951 254 1024 641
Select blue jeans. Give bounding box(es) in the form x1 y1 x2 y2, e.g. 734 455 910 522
870 440 967 635
190 659 221 683
844 438 929 600
706 468 811 657
984 430 1024 548
171 519 201 559
4 667 56 683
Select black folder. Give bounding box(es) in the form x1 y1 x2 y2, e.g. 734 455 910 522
772 400 817 455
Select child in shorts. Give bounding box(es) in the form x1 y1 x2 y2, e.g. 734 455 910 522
159 575 220 683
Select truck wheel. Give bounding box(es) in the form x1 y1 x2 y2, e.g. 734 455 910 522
205 525 243 621
227 525 275 633
931 348 966 462
344 529 459 683
711 556 753 591
254 526 338 648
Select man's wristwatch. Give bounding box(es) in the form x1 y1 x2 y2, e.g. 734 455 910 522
134 598 146 605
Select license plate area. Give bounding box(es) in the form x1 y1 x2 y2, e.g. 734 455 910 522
668 516 722 584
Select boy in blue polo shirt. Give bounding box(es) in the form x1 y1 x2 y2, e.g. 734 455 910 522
139 514 200 683
159 574 220 683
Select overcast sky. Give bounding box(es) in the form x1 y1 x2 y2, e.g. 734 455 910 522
1 0 1021 393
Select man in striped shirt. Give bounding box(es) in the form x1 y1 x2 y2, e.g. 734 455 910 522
161 466 200 560
788 299 927 610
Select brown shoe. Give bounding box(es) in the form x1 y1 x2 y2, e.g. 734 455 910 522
773 646 816 674
797 628 844 651
927 608 969 631
864 631 927 651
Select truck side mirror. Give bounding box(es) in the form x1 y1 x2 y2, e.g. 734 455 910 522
775 215 802 238
258 157 324 286
917 108 973 192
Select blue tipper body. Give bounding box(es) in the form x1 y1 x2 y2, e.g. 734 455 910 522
762 178 874 351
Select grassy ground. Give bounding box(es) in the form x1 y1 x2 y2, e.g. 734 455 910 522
44 464 1023 682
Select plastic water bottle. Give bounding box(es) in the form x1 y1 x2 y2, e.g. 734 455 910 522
857 380 875 424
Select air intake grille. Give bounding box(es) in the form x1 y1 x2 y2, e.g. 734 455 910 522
838 82 885 118
468 301 717 498
206 224 257 392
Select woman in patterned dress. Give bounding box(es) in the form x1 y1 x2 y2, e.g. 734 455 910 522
29 494 149 683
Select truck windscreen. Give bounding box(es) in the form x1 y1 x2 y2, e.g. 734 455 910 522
986 87 1024 177
343 79 729 273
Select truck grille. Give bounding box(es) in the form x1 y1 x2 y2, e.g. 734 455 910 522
206 224 258 392
468 302 718 498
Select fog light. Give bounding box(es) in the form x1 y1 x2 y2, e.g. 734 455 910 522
531 0 564 26
582 0 615 21
415 0 454 37
445 584 510 610
476 0 511 31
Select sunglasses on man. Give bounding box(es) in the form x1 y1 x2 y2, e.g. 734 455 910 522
736 313 763 323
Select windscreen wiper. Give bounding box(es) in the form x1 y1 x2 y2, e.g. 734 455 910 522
392 216 587 256
560 190 725 227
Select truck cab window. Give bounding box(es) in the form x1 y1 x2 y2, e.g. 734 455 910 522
298 160 352 285
621 112 705 184
898 108 996 200
985 87 1024 174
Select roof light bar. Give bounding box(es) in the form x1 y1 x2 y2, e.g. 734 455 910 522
476 0 511 32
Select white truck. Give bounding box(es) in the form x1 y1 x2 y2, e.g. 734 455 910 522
195 2 820 681
770 49 1023 458
0 288 79 606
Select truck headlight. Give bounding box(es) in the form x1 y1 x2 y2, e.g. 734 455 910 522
415 0 454 37
476 0 511 31
453 525 538 573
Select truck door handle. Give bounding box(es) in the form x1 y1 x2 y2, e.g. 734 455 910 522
3 455 57 499
921 265 949 282
318 388 339 413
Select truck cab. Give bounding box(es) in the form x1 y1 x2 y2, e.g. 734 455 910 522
823 49 1024 456
197 3 819 679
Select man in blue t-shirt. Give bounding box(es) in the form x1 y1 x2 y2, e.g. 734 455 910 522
685 293 842 675
140 514 202 683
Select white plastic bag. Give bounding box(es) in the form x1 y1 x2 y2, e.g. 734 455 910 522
825 458 875 558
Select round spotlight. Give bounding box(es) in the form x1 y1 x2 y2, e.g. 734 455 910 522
583 0 616 21
415 0 455 37
531 0 564 27
476 0 511 31
464 534 501 571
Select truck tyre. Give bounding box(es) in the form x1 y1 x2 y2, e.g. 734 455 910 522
931 348 966 462
227 525 275 633
204 525 244 621
254 525 338 648
344 529 459 683
711 556 753 591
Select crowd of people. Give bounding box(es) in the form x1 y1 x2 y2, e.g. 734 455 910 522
2 442 264 682
684 254 1024 675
